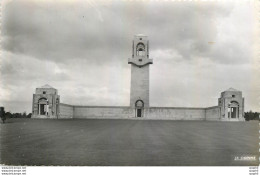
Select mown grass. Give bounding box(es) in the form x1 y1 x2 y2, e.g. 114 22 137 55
0 118 258 166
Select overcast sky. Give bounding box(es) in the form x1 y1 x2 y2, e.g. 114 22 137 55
1 0 259 113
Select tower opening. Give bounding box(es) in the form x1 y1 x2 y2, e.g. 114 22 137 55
136 43 145 56
137 48 145 56
135 100 144 117
137 109 142 117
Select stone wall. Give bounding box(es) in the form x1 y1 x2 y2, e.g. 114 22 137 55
144 107 206 120
73 106 134 119
59 105 222 120
32 102 225 120
205 106 221 121
59 103 74 119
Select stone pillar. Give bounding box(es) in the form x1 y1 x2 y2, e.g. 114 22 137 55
46 104 49 116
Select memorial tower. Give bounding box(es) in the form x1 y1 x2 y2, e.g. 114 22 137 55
128 34 153 117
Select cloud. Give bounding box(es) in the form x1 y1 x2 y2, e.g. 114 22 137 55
1 0 259 113
2 1 240 64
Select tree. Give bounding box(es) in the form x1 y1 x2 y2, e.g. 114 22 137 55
27 113 32 118
22 112 27 118
0 107 6 123
5 112 12 118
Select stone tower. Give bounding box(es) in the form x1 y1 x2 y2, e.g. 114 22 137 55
128 34 153 117
32 84 60 118
218 88 245 121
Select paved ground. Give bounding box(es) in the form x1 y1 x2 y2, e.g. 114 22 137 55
0 118 258 166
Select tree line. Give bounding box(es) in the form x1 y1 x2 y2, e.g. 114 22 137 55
4 111 32 118
244 111 259 121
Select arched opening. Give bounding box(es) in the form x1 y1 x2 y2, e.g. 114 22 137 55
38 98 49 115
135 100 144 117
136 43 145 56
228 101 239 119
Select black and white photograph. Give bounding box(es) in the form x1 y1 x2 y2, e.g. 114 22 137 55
0 0 259 171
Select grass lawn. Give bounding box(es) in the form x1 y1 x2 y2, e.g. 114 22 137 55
0 118 258 166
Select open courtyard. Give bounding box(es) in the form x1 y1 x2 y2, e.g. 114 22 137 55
0 118 258 166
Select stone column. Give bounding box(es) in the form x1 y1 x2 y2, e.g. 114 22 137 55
46 104 49 116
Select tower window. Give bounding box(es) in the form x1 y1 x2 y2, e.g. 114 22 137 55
43 91 46 94
137 48 145 56
136 43 145 56
232 95 235 97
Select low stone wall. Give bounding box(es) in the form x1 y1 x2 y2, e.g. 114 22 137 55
205 106 221 121
71 106 222 120
73 106 134 119
59 103 74 119
145 107 206 120
55 104 223 121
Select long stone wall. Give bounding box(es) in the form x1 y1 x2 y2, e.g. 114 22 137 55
144 107 206 120
56 104 222 120
59 103 74 119
73 106 134 119
205 106 221 121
